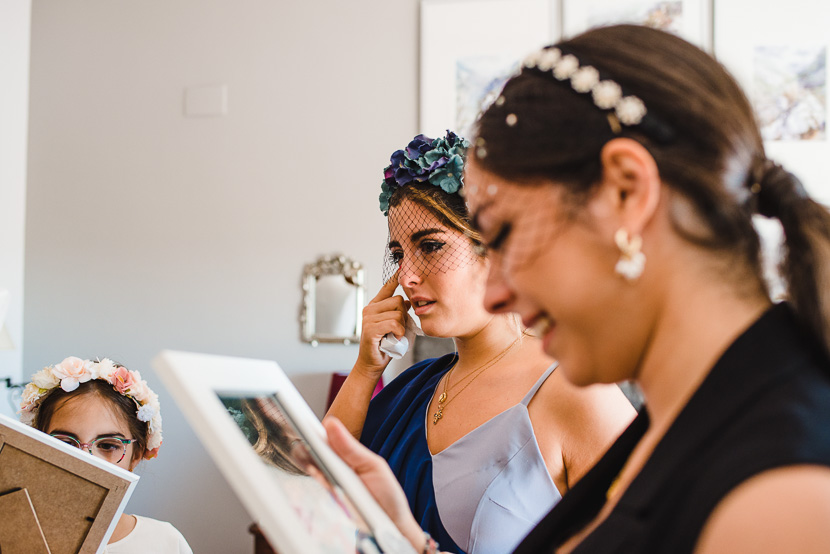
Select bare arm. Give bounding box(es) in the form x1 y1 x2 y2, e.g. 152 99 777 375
325 275 409 439
695 466 830 553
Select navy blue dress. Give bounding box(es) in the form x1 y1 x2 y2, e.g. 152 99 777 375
360 354 463 553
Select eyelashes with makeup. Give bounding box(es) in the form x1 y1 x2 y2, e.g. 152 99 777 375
484 223 512 251
387 240 447 265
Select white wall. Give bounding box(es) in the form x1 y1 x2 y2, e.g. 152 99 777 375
0 0 30 408
25 1 418 551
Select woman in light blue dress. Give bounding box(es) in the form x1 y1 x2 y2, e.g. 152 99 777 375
327 131 635 553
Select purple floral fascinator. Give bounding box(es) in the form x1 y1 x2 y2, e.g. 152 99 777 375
379 131 470 215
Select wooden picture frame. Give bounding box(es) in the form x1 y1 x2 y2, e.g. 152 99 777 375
0 413 139 554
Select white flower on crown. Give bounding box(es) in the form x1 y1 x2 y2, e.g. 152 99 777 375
137 403 157 422
616 96 648 125
571 66 600 93
31 367 60 390
553 54 580 80
149 413 162 435
21 383 41 408
91 358 116 381
592 80 623 109
147 413 163 450
536 48 562 71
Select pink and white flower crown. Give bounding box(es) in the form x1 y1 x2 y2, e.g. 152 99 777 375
19 356 163 459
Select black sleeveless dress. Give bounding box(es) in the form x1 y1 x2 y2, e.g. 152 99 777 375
514 302 830 553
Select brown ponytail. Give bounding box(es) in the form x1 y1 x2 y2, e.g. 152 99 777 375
752 161 830 354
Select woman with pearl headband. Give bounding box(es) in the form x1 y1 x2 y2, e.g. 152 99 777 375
324 24 830 554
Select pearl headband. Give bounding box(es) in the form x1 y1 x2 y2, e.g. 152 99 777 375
484 46 675 149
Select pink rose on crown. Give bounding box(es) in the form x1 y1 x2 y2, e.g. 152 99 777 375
53 357 93 392
111 367 136 395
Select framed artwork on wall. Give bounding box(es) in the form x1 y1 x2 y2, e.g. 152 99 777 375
715 0 829 206
562 0 712 51
420 0 560 139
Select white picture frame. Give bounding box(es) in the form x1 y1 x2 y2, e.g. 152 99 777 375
714 0 830 206
562 0 712 50
420 0 560 139
152 350 415 554
0 413 139 553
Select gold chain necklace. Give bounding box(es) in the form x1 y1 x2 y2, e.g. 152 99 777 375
439 330 531 396
432 335 522 425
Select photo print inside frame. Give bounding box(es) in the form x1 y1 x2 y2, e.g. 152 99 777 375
219 393 378 552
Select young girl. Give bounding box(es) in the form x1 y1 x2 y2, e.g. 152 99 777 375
19 356 193 554
327 131 635 553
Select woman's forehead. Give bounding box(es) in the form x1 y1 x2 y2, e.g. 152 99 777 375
466 171 564 228
463 161 508 215
388 200 451 240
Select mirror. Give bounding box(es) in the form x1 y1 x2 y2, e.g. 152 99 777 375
300 255 364 346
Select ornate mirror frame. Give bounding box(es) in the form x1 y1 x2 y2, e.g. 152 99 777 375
300 255 365 346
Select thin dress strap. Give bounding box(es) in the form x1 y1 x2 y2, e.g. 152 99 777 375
521 362 558 406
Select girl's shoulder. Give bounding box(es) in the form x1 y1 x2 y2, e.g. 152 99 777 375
105 515 193 554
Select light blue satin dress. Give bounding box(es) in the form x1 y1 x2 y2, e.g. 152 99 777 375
431 364 562 554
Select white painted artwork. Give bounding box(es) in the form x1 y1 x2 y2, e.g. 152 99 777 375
754 45 826 142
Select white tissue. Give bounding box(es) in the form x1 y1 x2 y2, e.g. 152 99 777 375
379 335 409 359
379 313 423 359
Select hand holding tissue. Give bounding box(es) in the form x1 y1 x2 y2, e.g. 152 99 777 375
379 314 423 360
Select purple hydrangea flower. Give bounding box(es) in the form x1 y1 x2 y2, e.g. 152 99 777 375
379 130 470 215
406 135 432 159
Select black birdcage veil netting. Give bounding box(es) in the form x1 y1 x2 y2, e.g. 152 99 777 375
381 195 482 285
462 178 570 279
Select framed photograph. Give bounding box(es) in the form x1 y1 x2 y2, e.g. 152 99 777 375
715 0 830 206
0 413 139 554
562 0 712 51
420 0 560 139
152 350 415 554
